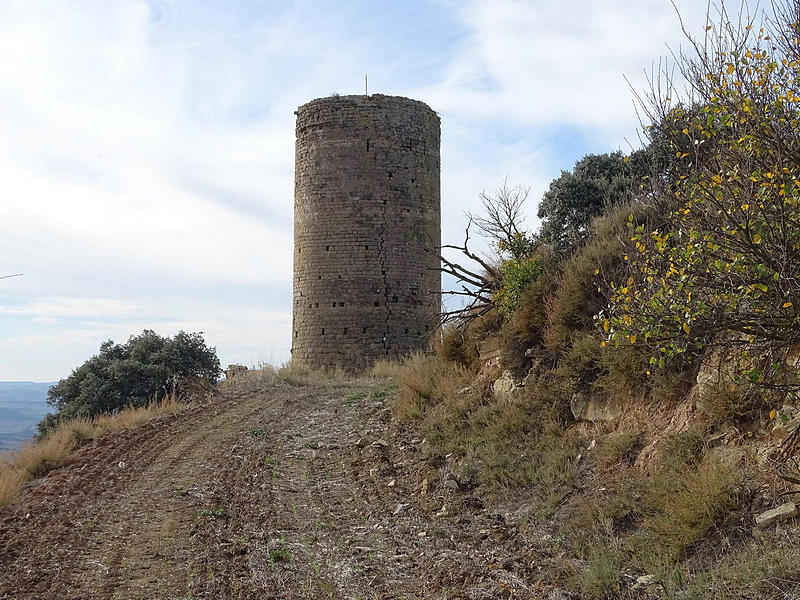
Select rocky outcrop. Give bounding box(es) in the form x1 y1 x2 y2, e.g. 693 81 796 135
755 502 798 528
569 391 622 422
479 336 503 367
492 371 524 403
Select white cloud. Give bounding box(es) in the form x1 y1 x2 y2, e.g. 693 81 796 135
0 0 728 381
420 0 711 139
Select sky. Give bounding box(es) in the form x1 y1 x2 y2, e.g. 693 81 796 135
0 0 714 382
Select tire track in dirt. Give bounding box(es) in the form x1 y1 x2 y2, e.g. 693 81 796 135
1 378 555 599
0 386 299 599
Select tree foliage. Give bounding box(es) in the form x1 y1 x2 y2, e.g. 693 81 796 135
538 151 645 255
601 2 800 381
39 330 220 435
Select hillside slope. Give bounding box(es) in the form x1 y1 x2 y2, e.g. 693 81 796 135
0 377 558 599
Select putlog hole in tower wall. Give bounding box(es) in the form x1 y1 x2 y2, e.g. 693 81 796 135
292 94 441 370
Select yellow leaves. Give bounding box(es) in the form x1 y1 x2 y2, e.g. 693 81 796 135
783 301 793 308
741 203 749 210
594 269 600 276
600 341 606 348
603 320 610 332
629 334 637 344
726 63 735 74
753 233 762 244
770 409 777 420
706 25 712 31
683 322 691 335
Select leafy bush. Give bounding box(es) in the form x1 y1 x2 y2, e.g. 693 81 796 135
602 7 800 379
493 254 542 315
499 247 560 373
40 330 219 435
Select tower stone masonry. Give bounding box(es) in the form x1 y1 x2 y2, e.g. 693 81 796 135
292 94 441 370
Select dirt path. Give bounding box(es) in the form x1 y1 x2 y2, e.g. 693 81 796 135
0 378 557 599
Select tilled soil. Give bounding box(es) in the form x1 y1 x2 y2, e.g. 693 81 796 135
0 379 562 599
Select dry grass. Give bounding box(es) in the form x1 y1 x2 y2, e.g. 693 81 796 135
388 352 580 504
0 395 185 508
369 358 403 379
597 430 642 468
703 527 800 598
276 361 348 386
635 450 742 570
388 352 473 421
219 364 282 393
219 361 352 391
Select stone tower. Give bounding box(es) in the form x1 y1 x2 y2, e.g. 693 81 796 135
292 94 441 370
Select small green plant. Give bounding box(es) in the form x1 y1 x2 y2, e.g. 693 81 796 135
370 383 396 403
346 392 367 406
264 453 276 466
580 546 623 598
195 508 228 519
172 487 188 497
493 254 542 316
269 545 292 564
247 427 267 438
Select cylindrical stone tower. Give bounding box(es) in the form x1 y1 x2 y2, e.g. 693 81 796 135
292 94 441 370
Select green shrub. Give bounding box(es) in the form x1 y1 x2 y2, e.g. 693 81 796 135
40 330 220 436
494 254 543 316
538 151 644 255
499 247 560 374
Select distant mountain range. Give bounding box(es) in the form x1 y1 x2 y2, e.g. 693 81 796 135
0 382 54 451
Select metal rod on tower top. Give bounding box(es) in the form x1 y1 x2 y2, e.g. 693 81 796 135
0 274 23 280
365 74 368 96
